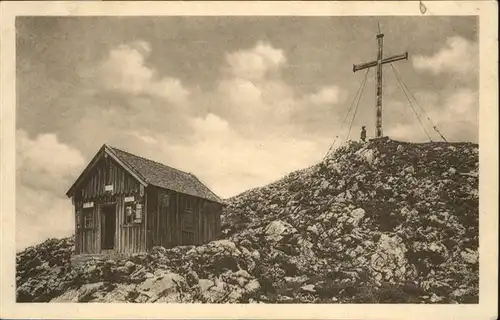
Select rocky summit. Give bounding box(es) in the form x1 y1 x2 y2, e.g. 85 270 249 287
16 138 479 303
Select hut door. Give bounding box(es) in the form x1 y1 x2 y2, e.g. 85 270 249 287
101 204 116 250
181 197 195 245
160 194 171 247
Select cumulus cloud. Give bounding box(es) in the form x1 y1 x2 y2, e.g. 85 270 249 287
15 18 480 251
97 41 190 105
413 36 478 75
215 44 294 133
193 135 322 198
128 131 159 145
124 49 343 196
385 88 478 142
225 41 286 81
19 39 452 249
17 130 85 193
383 36 478 143
16 130 85 250
152 113 324 198
98 111 327 199
191 113 231 137
306 86 343 105
215 42 343 138
444 88 478 120
218 78 263 110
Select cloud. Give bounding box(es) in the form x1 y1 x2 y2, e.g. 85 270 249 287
194 135 322 198
13 40 349 249
191 113 231 137
306 86 343 105
225 41 286 81
215 42 344 139
15 19 481 251
84 38 339 199
413 36 478 75
384 88 478 142
215 43 295 134
16 130 85 250
151 113 324 198
96 41 190 105
218 78 263 110
101 112 327 199
16 130 85 193
128 131 159 145
444 88 478 120
16 186 76 252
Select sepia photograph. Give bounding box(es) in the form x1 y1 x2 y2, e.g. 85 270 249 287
0 1 498 319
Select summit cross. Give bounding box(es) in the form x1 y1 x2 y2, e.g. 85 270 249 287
353 28 408 138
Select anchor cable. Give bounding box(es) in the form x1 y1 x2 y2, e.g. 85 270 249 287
322 67 371 160
390 63 433 142
390 63 448 142
346 67 370 140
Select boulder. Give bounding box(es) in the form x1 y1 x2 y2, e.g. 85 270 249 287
307 225 319 235
460 249 478 264
301 284 316 293
264 220 297 242
244 279 261 293
370 234 408 283
198 279 215 292
16 138 479 304
135 271 186 303
350 208 366 226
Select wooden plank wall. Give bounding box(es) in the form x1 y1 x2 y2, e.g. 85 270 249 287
146 196 227 251
74 199 79 254
196 200 203 245
180 195 196 245
115 196 146 254
174 193 181 245
145 187 157 250
157 193 222 247
75 193 222 254
78 156 140 200
214 203 221 237
73 154 223 255
147 188 183 249
74 204 100 254
73 156 146 255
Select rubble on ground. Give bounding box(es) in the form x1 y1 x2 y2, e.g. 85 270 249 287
16 138 479 303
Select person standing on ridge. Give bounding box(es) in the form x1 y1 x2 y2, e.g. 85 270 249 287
360 126 367 142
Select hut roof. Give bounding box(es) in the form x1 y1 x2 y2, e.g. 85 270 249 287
66 144 223 204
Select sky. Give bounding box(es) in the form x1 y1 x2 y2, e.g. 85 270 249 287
15 16 478 250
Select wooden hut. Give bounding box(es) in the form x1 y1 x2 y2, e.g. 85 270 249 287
66 144 224 255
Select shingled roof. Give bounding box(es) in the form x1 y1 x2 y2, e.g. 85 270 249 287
106 145 223 204
66 144 223 204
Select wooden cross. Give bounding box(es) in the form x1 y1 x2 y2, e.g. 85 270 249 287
353 28 408 138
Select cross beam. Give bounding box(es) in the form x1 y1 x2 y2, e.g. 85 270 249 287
353 32 408 138
353 52 408 73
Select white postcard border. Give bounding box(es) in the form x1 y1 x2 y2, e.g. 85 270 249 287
1 1 498 319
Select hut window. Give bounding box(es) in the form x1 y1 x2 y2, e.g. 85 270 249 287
125 205 133 224
135 203 143 222
161 194 170 206
184 197 193 212
124 203 142 224
83 208 93 228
